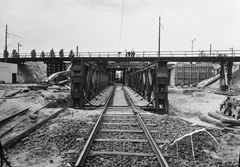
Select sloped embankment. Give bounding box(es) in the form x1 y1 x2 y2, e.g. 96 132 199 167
18 62 47 83
198 64 240 91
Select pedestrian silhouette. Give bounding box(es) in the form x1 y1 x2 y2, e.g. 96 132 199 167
131 49 135 57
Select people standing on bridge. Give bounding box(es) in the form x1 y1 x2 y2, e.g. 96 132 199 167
128 51 131 57
131 49 135 57
125 49 128 57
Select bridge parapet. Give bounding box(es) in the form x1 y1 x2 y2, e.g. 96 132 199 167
1 50 239 59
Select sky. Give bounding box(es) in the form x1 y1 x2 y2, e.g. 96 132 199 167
0 0 240 55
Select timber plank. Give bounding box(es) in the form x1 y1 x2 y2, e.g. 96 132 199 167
100 129 143 133
94 139 148 142
91 151 155 157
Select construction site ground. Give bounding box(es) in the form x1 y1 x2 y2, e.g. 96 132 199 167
0 62 239 166
0 83 239 166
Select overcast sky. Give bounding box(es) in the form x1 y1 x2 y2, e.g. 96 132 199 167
0 0 240 54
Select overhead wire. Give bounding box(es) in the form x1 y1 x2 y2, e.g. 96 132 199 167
3 16 239 39
118 0 124 50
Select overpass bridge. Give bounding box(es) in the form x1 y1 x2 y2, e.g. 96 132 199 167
0 50 240 63
1 50 239 114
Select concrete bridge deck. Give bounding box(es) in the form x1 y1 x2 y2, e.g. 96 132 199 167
1 56 240 63
1 50 240 63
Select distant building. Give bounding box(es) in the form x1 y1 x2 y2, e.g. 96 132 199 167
0 62 17 83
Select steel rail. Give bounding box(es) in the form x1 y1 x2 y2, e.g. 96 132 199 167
123 86 169 167
74 85 116 167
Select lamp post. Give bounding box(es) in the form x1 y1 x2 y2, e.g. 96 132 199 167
191 38 196 56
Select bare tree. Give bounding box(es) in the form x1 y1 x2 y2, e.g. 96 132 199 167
59 49 64 58
31 49 37 58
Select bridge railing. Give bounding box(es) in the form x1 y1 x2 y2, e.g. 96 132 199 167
0 50 239 58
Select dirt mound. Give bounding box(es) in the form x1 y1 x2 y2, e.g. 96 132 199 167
18 62 46 83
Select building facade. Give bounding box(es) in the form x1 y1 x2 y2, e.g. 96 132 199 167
0 62 17 83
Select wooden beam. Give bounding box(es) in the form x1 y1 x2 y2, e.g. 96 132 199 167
91 151 155 157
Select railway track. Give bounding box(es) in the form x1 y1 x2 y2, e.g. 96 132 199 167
74 85 169 167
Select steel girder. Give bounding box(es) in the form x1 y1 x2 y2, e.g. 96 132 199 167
46 62 66 76
71 60 110 108
128 61 169 114
220 61 233 91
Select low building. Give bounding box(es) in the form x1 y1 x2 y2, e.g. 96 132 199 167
0 62 17 83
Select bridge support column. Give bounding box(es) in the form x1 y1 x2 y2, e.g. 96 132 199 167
71 61 86 108
71 59 110 108
219 62 226 91
154 61 168 114
128 61 168 114
219 61 233 91
46 62 66 76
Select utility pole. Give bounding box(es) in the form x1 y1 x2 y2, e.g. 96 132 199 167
4 25 20 58
210 44 212 57
158 17 161 57
118 0 124 51
158 17 164 57
191 38 196 56
76 46 78 57
4 25 8 58
18 43 22 56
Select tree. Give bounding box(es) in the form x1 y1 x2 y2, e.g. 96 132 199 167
31 49 37 58
41 51 45 58
50 49 55 57
4 50 9 59
59 49 64 58
12 49 18 58
69 50 75 58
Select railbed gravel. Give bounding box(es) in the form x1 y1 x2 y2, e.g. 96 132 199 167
104 115 136 120
140 115 238 167
84 155 159 167
101 124 142 130
91 141 153 153
103 119 137 123
6 118 95 165
96 132 147 139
